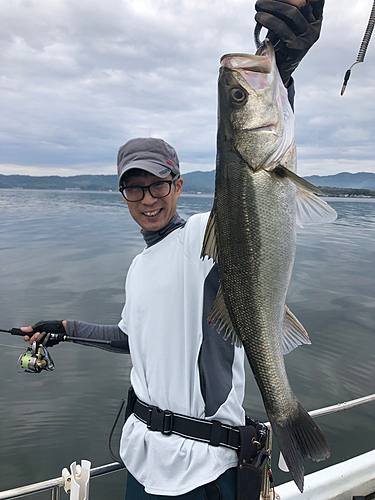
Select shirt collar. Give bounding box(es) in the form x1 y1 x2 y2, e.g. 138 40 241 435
141 213 186 247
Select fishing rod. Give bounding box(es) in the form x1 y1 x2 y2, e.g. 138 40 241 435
0 328 128 373
341 0 375 95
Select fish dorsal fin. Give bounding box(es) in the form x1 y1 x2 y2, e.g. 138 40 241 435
201 208 219 263
282 306 311 355
208 285 241 347
270 165 337 228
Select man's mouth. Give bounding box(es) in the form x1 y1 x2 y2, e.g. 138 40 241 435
143 209 162 217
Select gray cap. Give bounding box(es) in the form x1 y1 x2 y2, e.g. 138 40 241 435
117 137 180 184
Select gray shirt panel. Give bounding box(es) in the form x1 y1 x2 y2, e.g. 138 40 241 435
199 264 236 417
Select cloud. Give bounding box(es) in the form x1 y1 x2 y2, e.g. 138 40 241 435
1 0 375 176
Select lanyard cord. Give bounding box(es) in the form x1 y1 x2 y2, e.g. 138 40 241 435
341 0 375 95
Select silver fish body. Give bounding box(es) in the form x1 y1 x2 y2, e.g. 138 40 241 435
202 42 334 492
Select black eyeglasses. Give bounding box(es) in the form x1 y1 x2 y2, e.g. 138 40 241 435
119 174 179 202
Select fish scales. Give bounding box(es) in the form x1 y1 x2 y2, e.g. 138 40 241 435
201 42 334 492
216 149 296 419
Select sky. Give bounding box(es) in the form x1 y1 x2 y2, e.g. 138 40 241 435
1 0 375 178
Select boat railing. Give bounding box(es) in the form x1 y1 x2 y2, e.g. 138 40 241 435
0 393 374 500
0 462 126 500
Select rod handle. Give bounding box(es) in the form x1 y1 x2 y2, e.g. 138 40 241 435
9 328 26 337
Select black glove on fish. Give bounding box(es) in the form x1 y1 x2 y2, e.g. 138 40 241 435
30 320 65 347
255 0 325 84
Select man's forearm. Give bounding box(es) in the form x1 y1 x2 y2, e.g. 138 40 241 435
66 320 129 353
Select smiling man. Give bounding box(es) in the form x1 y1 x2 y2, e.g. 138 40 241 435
22 1 325 498
117 138 184 233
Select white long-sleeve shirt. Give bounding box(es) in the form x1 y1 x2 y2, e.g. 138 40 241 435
118 212 245 495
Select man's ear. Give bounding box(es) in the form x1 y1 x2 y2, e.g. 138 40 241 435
175 177 184 195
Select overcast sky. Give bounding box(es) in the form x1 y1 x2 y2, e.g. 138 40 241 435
1 0 375 177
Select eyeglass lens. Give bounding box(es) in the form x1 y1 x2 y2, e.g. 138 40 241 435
123 181 172 202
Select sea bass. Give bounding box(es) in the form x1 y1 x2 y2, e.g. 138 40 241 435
201 42 336 492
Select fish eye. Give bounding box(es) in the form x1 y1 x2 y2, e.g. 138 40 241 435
230 88 246 103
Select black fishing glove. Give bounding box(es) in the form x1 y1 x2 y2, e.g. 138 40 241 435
30 320 66 347
255 0 325 84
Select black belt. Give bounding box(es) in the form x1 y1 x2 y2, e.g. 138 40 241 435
133 397 241 451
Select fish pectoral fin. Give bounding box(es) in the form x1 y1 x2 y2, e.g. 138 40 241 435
282 307 311 355
271 165 324 195
200 208 219 262
295 188 337 228
208 285 241 347
270 165 337 228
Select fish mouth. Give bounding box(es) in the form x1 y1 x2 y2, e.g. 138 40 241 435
220 44 275 90
220 52 272 73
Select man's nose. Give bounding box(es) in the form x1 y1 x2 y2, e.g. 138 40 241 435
142 187 156 204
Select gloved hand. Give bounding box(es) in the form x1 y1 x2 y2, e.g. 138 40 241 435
23 320 66 347
255 0 325 84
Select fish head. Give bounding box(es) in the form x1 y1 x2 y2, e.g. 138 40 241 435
218 42 295 172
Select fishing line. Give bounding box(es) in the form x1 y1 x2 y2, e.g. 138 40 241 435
0 343 23 349
0 329 25 348
341 0 375 95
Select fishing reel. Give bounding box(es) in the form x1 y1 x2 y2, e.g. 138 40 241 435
17 338 55 373
0 327 62 374
1 325 129 374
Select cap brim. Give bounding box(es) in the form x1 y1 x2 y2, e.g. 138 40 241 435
118 160 172 184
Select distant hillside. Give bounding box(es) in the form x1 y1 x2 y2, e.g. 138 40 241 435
0 172 215 193
186 171 375 193
319 186 375 198
304 172 375 190
181 170 215 193
0 174 118 191
1 171 375 194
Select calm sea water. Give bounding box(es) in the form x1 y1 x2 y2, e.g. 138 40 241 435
0 189 374 498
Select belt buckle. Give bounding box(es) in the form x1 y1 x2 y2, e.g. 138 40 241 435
146 406 174 435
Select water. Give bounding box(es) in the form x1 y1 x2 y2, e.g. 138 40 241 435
0 190 374 497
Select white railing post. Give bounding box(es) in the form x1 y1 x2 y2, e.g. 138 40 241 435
51 486 61 500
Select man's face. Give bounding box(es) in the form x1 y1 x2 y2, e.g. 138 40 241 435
122 172 183 231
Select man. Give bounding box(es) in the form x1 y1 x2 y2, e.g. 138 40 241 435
22 1 325 498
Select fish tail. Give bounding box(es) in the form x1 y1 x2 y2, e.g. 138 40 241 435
267 401 330 492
